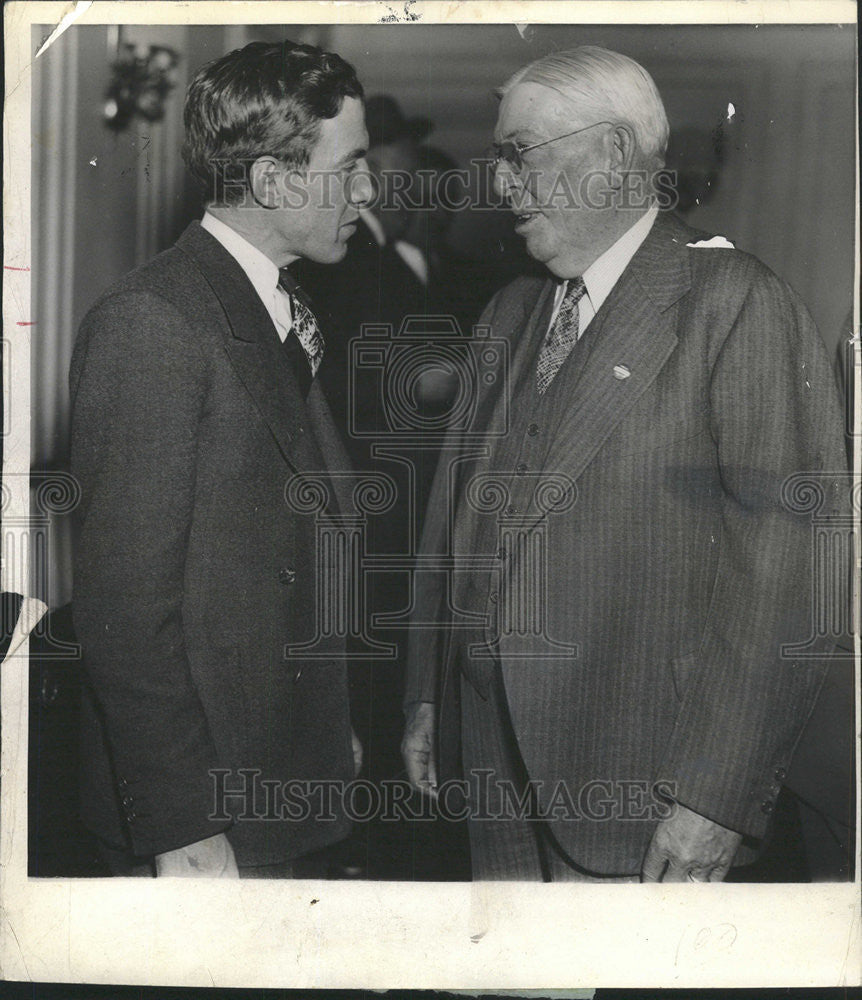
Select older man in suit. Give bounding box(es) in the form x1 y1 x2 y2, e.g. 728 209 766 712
402 46 848 882
70 40 373 878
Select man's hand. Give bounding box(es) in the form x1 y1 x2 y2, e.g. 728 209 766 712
155 832 239 878
401 700 437 798
351 727 364 777
642 802 742 882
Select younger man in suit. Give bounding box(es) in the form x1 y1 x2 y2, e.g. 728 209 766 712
70 40 372 878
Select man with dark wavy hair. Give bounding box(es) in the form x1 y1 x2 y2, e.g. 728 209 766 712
70 40 372 878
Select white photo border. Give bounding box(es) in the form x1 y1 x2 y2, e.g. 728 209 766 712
3 0 859 989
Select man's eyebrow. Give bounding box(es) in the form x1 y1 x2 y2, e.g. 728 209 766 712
500 128 540 144
339 146 367 164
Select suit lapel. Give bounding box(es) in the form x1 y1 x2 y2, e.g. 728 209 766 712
455 278 555 499
540 212 693 492
452 278 555 535
176 223 312 472
450 279 555 613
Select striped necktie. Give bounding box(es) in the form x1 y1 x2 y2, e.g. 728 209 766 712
536 276 587 395
278 269 325 377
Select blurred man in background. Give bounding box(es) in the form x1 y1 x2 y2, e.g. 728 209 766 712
297 94 434 470
292 95 440 876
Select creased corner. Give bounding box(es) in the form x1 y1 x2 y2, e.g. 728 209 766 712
34 0 93 59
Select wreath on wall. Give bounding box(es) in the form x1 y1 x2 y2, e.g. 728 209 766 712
103 43 179 131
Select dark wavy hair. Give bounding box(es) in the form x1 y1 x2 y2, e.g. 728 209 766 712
182 40 364 206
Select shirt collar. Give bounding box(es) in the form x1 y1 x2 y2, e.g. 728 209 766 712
580 204 659 313
200 211 281 301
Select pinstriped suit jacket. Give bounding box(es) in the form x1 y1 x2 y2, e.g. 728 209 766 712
406 211 848 875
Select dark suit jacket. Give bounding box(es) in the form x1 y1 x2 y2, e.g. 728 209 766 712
406 212 849 875
70 222 355 866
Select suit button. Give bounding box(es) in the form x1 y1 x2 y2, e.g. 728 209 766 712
495 547 507 561
527 423 539 437
505 505 517 516
127 810 137 822
293 667 303 683
761 800 775 815
117 777 128 790
122 795 133 808
515 463 528 475
774 767 786 781
279 567 297 585
488 592 498 604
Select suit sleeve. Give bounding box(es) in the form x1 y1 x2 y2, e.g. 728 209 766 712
659 264 850 839
403 289 507 708
70 290 230 856
403 433 452 708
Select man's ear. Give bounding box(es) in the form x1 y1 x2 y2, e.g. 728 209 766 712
249 156 295 209
608 123 637 188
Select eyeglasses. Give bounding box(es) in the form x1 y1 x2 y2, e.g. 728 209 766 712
486 120 616 172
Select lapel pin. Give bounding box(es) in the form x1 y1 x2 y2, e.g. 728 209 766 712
613 364 631 380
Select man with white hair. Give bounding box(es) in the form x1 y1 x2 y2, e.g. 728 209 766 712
402 46 847 881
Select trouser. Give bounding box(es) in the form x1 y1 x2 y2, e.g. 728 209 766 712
459 663 638 883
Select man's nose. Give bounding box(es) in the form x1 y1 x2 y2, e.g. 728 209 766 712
492 160 519 200
348 160 374 207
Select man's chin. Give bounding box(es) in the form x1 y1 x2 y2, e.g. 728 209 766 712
521 233 554 265
306 242 350 265
521 240 571 278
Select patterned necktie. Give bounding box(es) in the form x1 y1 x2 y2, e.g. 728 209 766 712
536 276 587 395
278 269 325 378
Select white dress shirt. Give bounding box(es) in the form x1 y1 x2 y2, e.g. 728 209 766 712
547 205 659 338
200 212 293 342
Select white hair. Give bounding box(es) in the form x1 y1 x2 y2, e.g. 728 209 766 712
498 46 669 169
